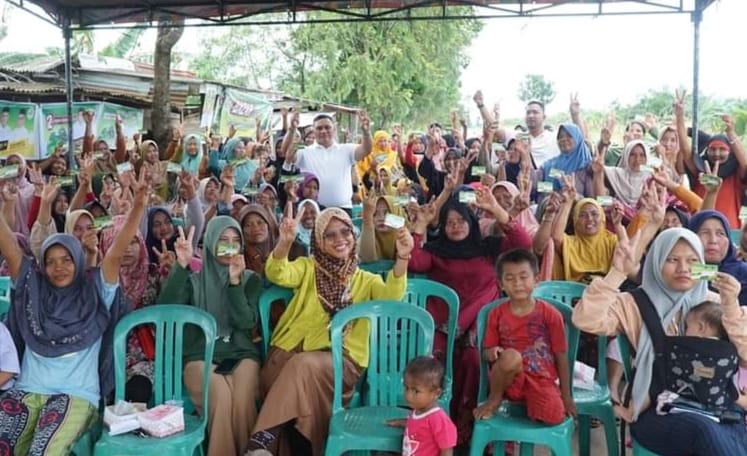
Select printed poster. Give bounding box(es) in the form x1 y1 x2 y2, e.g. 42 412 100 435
0 101 39 159
98 102 144 151
217 88 273 139
40 102 101 156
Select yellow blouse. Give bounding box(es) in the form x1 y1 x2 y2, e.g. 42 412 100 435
264 256 407 368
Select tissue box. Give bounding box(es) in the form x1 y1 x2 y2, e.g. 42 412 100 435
573 361 596 391
138 404 184 438
104 402 146 436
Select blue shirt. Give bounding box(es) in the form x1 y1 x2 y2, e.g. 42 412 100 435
15 269 118 406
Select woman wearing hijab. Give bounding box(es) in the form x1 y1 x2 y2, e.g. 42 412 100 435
596 139 650 208
246 207 412 456
4 154 35 236
540 123 594 196
100 215 164 404
408 190 531 444
357 130 400 186
144 207 202 273
359 194 407 262
179 134 204 176
237 204 278 277
0 174 148 455
295 199 319 255
572 228 747 455
689 210 747 306
138 140 169 199
296 172 320 203
208 137 257 191
157 216 262 456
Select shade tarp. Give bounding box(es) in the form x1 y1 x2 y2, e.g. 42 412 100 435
17 0 708 29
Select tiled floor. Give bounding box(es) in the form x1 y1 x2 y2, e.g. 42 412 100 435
509 425 631 456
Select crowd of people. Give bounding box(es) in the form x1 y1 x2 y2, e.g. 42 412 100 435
0 87 747 456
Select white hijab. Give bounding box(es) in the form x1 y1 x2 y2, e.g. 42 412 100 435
603 140 649 206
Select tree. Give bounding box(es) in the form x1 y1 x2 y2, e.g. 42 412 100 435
152 17 184 152
517 74 556 108
189 9 482 128
100 29 144 59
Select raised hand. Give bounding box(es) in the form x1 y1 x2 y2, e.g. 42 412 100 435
640 180 666 227
174 226 195 269
699 160 722 193
591 146 605 175
132 167 151 208
569 92 581 117
228 124 237 138
560 174 577 202
712 272 741 306
673 89 686 118
28 163 44 193
81 228 99 256
283 180 299 204
610 199 624 226
179 171 197 201
82 110 94 125
543 193 562 220
721 114 736 136
228 254 246 285
362 190 377 224
395 227 414 257
278 201 301 245
474 187 500 213
152 238 176 271
473 90 484 107
41 180 61 205
416 200 438 229
358 111 371 133
611 228 641 276
290 110 300 130
220 163 235 188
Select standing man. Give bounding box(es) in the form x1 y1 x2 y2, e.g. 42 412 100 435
282 110 371 209
523 100 559 168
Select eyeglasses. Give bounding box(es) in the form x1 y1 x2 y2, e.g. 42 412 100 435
323 227 353 241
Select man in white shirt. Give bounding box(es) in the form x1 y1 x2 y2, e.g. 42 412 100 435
283 111 371 209
524 101 560 167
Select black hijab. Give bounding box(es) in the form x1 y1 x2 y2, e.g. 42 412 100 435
424 200 502 259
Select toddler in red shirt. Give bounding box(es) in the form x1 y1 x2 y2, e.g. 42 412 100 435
473 248 576 424
388 356 457 455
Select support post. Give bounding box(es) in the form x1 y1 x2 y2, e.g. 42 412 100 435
62 15 76 175
691 0 704 155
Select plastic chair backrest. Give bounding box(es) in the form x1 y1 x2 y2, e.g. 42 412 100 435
112 305 217 412
352 217 363 231
730 229 741 246
0 276 9 320
476 297 579 403
258 285 294 358
403 278 459 394
330 301 435 413
359 260 395 280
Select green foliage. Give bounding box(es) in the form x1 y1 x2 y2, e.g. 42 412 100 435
100 29 144 59
190 10 482 129
517 74 556 107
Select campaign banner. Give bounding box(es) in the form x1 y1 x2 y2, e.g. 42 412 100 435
0 101 39 159
98 102 144 151
217 88 273 139
40 102 101 157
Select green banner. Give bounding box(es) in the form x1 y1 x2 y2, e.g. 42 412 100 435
217 88 273 139
0 101 39 159
98 102 144 151
40 102 101 157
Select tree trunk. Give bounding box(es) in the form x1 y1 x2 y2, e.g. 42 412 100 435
152 17 184 156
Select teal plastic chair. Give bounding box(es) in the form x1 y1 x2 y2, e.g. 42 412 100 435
617 335 663 456
257 285 294 359
534 281 619 456
325 301 435 455
352 217 363 232
359 260 395 280
93 305 217 456
469 297 579 456
351 204 363 218
403 278 458 410
0 275 10 320
730 229 741 246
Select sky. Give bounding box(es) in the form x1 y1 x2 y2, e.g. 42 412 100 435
1 0 743 118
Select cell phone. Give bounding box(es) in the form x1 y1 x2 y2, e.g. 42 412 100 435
214 358 240 375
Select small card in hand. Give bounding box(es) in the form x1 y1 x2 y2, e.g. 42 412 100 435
384 213 406 229
393 195 409 206
0 164 19 180
243 186 259 197
549 168 564 179
116 162 133 174
537 181 554 193
216 241 240 257
471 165 486 176
691 263 718 281
596 195 613 206
458 191 476 204
55 176 74 187
166 162 183 174
94 216 114 231
699 174 720 186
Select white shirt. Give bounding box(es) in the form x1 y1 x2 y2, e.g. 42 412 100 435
296 142 357 208
530 129 560 168
0 322 20 390
9 127 30 143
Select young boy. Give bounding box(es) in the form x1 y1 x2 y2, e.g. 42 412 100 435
473 249 575 424
0 321 20 391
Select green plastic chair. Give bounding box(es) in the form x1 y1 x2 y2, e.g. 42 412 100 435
534 281 619 456
351 204 363 218
325 301 435 456
359 260 395 280
469 297 579 456
730 229 741 246
617 335 662 456
0 275 10 320
403 278 458 410
93 305 217 456
352 217 363 232
257 285 294 359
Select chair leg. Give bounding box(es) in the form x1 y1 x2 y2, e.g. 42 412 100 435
600 406 620 456
578 415 591 456
550 435 575 456
519 443 534 456
468 435 490 456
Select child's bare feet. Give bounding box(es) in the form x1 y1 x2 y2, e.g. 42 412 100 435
473 398 502 420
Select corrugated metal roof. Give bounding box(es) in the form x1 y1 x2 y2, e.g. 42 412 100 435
0 54 65 75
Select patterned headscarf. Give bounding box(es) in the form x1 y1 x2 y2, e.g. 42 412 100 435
311 208 358 316
100 215 150 308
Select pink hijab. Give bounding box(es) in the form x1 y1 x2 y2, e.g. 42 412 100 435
99 215 150 308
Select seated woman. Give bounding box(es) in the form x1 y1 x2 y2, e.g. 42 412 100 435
158 217 262 456
359 193 408 262
595 139 649 211
237 204 304 279
246 207 413 456
0 174 148 455
572 227 747 456
144 207 202 273
690 210 747 306
539 122 594 197
408 187 531 444
294 199 319 255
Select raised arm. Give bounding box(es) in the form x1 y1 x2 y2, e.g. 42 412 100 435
674 89 695 176
353 111 373 162
282 111 301 166
473 185 509 226
533 192 561 255
723 114 747 178
569 93 589 141
591 146 608 197
69 158 95 211
101 170 149 284
551 176 577 251
0 188 23 280
114 115 128 164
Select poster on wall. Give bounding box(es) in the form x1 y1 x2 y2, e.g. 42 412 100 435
0 101 39 159
217 88 273 139
40 102 101 156
98 102 144 151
